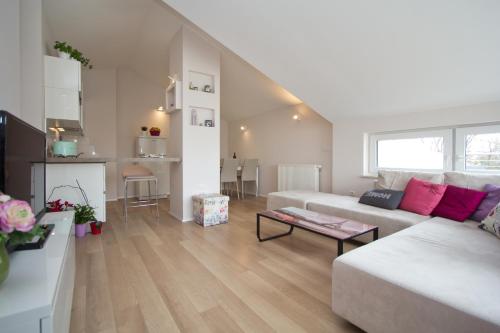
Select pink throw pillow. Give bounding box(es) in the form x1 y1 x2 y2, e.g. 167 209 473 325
399 177 447 215
432 185 487 222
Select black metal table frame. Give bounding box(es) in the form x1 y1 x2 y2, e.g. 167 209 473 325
256 212 379 256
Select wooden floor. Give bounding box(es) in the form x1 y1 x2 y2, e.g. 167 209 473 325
70 196 363 333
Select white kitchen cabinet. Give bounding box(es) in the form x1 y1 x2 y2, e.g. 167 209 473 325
44 87 80 121
46 163 106 222
44 56 81 90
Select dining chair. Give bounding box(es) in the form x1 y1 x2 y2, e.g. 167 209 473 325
240 159 259 199
220 158 240 199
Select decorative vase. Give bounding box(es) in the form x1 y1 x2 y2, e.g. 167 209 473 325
75 223 87 238
0 239 9 286
58 51 71 59
90 222 102 235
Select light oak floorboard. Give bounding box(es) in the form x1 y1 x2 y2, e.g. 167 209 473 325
70 197 362 333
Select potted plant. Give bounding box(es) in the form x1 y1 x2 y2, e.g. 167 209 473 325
90 221 102 235
53 41 93 69
74 204 96 238
0 194 44 285
54 41 72 59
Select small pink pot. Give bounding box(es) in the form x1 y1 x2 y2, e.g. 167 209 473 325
75 223 87 238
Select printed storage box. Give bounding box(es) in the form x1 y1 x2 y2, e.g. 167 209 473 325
193 193 230 227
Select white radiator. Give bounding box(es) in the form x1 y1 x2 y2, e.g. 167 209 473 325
278 164 322 192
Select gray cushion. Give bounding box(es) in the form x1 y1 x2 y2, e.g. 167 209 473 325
359 189 404 210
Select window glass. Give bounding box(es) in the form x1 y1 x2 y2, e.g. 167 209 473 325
377 137 444 170
464 133 500 172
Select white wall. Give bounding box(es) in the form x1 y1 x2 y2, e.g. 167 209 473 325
228 103 332 196
20 0 44 130
332 101 500 196
116 68 169 198
169 26 220 221
220 118 229 159
0 1 21 117
81 68 118 199
81 67 169 200
0 0 45 129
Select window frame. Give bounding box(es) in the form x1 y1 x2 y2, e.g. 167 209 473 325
368 129 453 175
455 124 500 173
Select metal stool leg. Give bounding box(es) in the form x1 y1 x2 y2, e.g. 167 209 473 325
155 178 160 221
124 179 129 224
148 179 152 215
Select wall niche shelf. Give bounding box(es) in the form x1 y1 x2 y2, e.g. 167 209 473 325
166 80 182 112
188 70 215 94
190 106 215 127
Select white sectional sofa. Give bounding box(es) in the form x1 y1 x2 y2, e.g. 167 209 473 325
267 170 500 333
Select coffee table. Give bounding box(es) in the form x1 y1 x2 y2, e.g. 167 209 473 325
256 207 378 256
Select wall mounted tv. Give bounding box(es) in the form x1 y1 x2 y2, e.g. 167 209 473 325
0 110 46 221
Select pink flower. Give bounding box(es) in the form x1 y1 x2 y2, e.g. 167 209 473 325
0 200 36 233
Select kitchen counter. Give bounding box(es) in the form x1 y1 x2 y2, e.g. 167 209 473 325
46 157 112 163
46 157 182 164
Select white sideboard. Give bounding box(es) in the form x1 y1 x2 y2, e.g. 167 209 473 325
0 212 75 333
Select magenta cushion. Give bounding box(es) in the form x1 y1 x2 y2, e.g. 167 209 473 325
470 184 500 222
432 185 487 222
399 177 448 216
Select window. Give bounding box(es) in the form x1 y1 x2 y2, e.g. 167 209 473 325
368 124 500 175
456 125 500 173
369 130 452 174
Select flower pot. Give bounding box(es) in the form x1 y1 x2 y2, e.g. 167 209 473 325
90 222 102 235
75 223 87 238
0 239 9 286
58 51 71 59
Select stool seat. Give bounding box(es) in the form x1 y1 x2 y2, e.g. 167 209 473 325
122 165 153 178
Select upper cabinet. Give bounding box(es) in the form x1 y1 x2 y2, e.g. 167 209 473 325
44 56 82 130
44 56 81 90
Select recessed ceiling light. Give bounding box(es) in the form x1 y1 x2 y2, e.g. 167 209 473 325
293 114 300 120
240 125 247 131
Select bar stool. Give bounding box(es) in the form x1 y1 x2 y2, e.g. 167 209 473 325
122 164 159 224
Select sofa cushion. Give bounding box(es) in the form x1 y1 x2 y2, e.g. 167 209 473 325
399 177 447 215
479 203 500 238
376 170 444 191
359 189 404 210
471 184 500 222
307 194 429 240
266 190 338 210
444 171 500 190
332 217 500 333
432 185 487 222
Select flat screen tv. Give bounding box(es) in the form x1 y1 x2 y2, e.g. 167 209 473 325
0 110 46 222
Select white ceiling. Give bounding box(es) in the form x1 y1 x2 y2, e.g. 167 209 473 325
43 0 300 122
163 0 500 122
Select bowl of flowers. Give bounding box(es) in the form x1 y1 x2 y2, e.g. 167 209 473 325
0 194 44 285
149 127 161 136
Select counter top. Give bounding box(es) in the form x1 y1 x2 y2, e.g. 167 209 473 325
46 157 112 163
46 157 182 164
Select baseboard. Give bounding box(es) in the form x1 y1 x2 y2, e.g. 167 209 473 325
168 210 192 223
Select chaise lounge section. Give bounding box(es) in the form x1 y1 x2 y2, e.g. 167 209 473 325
267 170 500 333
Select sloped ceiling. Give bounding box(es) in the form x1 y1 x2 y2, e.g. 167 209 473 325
163 0 500 121
43 0 301 122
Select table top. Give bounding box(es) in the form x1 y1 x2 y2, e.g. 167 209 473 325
258 207 377 240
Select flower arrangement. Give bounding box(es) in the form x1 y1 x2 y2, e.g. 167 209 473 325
47 199 74 212
149 127 161 136
0 194 44 246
